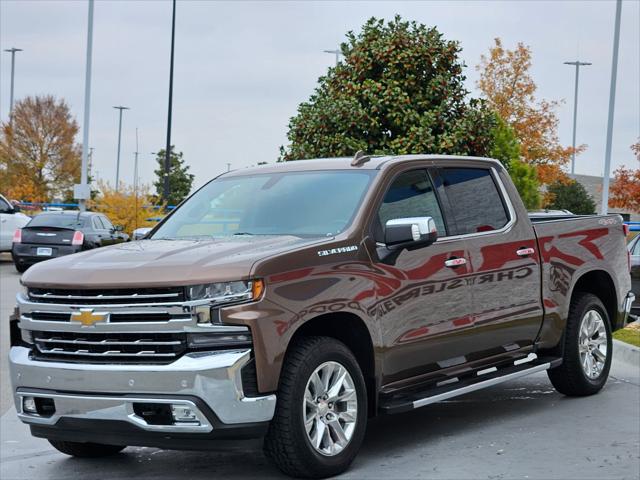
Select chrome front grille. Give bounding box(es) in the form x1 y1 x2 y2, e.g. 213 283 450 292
24 311 178 323
32 331 186 363
27 287 185 305
17 288 251 365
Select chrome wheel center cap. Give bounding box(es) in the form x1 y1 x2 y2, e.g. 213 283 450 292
318 402 329 417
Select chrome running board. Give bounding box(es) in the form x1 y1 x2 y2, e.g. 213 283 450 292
380 354 562 414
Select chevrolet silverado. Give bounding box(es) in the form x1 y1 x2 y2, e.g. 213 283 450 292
9 154 635 477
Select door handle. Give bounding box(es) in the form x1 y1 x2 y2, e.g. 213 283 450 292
516 247 535 257
445 257 467 268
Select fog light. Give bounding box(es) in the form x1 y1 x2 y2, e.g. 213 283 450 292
171 404 200 424
23 396 37 414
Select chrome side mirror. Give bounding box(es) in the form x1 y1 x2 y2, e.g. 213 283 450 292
384 216 438 251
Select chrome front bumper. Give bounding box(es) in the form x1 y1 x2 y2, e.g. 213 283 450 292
9 346 276 434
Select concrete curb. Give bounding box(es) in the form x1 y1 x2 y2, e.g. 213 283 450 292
613 338 640 367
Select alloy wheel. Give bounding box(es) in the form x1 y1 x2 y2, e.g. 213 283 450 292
578 309 608 379
303 361 358 456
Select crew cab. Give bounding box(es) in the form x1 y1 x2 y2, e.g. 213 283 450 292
9 155 635 478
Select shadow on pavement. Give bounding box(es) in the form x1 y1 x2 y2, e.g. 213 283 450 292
4 374 613 480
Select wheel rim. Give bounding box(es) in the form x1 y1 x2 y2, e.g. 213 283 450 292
578 309 608 379
303 361 358 457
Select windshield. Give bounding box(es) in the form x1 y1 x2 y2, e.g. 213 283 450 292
151 170 375 239
28 214 86 229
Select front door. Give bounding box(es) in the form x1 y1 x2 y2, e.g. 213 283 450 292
436 165 543 356
369 168 474 386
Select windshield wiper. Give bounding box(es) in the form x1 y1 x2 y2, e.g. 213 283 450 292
233 232 254 236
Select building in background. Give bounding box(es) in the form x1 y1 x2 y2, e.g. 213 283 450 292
571 174 640 221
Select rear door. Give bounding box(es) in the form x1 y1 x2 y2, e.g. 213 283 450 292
91 216 111 247
370 167 475 386
435 164 543 356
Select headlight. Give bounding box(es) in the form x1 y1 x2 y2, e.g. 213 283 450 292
186 279 264 304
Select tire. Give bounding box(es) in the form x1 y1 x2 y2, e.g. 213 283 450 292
14 263 28 273
48 440 126 457
264 336 368 478
547 292 612 396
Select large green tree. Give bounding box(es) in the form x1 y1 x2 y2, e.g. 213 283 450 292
489 114 540 209
153 146 194 206
281 16 496 160
547 180 596 215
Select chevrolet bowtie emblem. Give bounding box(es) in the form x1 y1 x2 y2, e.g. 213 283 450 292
71 309 107 326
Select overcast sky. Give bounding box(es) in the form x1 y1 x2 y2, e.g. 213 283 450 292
1 0 638 193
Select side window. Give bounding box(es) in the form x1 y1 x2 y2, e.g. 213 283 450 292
0 197 10 213
101 216 114 230
377 169 446 240
92 217 103 230
440 168 509 235
633 238 640 256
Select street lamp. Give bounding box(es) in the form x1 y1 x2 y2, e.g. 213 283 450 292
113 106 130 191
323 48 342 66
564 60 591 175
4 47 23 117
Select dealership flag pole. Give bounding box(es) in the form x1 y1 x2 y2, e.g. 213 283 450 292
601 0 622 215
77 0 94 212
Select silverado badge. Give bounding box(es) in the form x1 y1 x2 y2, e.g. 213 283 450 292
71 309 107 326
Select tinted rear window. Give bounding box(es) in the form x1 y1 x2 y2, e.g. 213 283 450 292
28 214 86 229
440 168 509 235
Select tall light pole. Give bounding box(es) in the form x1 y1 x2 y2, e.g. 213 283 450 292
4 47 22 118
323 48 341 66
601 0 622 215
113 105 129 191
564 60 591 175
133 129 140 194
134 128 139 230
164 0 177 204
88 147 94 180
77 0 94 212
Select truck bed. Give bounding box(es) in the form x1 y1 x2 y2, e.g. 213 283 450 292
531 213 630 350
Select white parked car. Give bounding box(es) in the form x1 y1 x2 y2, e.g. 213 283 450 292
0 194 30 252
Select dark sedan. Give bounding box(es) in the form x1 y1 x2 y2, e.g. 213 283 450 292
11 211 128 272
629 235 640 318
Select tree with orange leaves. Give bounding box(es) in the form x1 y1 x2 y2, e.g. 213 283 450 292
0 95 81 202
88 180 160 235
609 141 640 213
476 39 579 185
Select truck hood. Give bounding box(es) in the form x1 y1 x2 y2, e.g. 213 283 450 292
21 236 325 289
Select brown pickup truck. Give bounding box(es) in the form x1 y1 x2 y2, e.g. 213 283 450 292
9 155 635 478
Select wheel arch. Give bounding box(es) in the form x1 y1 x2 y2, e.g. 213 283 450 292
570 269 617 328
287 312 378 417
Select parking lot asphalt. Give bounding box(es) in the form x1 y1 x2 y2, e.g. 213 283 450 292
1 254 20 416
1 254 639 479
